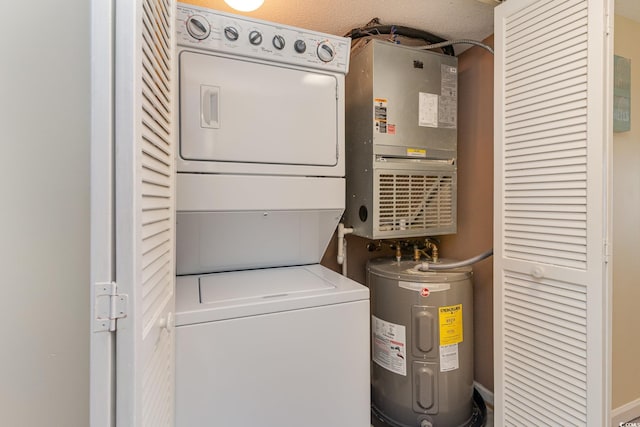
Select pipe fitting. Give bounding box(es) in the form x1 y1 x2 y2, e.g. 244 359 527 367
413 245 421 262
336 223 353 266
425 239 439 263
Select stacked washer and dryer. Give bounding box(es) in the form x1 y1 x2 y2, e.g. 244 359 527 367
173 4 370 427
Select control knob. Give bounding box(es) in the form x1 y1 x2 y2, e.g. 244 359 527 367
272 35 285 50
224 26 239 41
294 39 306 54
249 30 263 45
316 41 336 62
185 15 210 40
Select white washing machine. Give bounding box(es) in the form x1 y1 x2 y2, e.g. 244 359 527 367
175 265 370 426
174 4 370 426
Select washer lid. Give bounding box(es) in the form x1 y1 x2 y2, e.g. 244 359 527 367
175 264 369 325
199 267 334 304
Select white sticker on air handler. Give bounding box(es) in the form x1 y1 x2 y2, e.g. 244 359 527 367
372 315 407 376
419 92 438 128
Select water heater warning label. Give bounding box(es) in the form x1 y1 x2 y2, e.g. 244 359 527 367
439 304 463 372
440 344 459 372
439 304 463 346
372 315 407 376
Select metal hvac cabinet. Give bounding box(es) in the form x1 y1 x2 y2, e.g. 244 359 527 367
345 39 458 239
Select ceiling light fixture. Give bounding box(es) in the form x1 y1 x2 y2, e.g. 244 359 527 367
224 0 264 12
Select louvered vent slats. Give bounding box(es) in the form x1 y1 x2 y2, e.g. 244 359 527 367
497 0 595 423
503 271 588 426
142 324 173 426
139 0 174 426
139 0 173 338
503 0 589 270
376 172 454 235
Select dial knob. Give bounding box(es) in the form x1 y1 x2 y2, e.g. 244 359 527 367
316 41 335 62
272 35 285 50
249 30 263 45
294 39 306 54
224 26 239 41
185 15 210 40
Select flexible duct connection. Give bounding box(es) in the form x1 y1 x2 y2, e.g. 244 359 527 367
346 20 455 56
414 249 493 271
346 19 495 57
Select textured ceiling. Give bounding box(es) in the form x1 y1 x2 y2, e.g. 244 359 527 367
183 0 497 54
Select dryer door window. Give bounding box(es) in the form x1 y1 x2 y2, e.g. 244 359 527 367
180 51 339 167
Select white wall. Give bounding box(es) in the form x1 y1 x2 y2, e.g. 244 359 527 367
0 1 90 426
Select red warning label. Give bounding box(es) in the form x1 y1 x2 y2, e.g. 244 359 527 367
420 288 430 297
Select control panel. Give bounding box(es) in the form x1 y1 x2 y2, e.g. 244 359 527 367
176 4 350 74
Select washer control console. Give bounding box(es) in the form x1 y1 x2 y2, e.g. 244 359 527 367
177 4 350 74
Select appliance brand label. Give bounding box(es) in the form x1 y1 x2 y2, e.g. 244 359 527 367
371 315 407 376
439 64 458 129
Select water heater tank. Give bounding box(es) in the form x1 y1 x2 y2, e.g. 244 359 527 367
368 258 479 427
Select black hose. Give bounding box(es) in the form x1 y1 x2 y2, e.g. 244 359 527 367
346 24 455 56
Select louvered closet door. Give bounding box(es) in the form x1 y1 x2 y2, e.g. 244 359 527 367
115 0 177 425
494 0 612 426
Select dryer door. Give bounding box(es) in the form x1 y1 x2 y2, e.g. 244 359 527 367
179 51 339 169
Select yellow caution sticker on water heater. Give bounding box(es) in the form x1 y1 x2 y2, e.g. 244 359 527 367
439 304 463 346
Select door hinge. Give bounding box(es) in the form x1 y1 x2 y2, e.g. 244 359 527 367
93 282 128 332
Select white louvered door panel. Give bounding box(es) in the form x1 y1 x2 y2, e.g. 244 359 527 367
115 0 176 426
494 0 612 426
